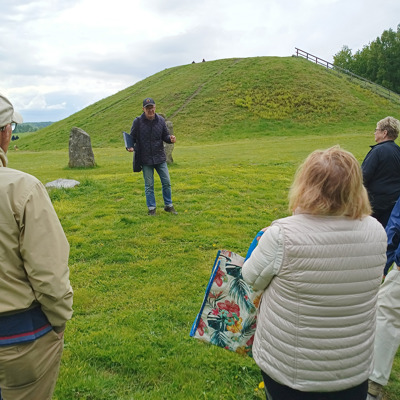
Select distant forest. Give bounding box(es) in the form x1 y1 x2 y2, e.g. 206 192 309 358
15 121 53 133
12 121 53 141
333 24 400 93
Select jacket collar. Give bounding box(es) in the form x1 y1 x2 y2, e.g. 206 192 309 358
370 139 394 149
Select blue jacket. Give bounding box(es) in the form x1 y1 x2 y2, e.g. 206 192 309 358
361 140 400 212
385 196 400 274
130 113 172 166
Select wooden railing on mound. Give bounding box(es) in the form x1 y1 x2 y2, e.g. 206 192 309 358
294 47 400 104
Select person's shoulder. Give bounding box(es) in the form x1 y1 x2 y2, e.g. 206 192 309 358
379 140 399 149
1 167 41 188
134 114 145 127
388 140 400 150
155 114 165 123
1 166 37 179
376 141 400 157
368 141 396 156
361 215 386 232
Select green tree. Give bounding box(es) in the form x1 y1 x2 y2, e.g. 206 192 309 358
333 45 353 71
333 24 400 93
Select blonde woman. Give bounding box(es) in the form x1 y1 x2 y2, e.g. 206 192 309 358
243 146 387 400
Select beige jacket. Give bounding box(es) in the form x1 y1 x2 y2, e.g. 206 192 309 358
243 213 387 392
0 149 73 330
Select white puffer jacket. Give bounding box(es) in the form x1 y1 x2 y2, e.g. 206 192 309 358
242 213 387 392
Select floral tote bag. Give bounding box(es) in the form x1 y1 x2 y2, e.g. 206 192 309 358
190 233 263 357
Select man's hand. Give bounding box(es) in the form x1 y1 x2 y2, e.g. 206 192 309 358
127 147 134 152
170 135 176 143
0 124 12 154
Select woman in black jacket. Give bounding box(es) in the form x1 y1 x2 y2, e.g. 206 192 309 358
362 116 400 227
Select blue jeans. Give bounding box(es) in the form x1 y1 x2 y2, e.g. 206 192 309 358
142 163 172 209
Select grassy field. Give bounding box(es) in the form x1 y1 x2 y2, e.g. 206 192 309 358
7 130 400 400
7 55 400 399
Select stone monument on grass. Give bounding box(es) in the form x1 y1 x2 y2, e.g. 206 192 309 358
68 127 95 168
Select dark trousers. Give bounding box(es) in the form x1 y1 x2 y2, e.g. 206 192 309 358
373 206 395 228
261 370 368 400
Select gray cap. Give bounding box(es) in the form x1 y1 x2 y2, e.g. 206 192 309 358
0 93 23 127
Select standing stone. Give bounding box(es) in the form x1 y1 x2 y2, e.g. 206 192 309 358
68 127 95 168
164 120 174 164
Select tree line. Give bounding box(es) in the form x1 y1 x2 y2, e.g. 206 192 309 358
13 121 53 136
333 24 400 93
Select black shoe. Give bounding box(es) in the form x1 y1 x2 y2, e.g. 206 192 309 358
164 205 178 214
148 208 156 216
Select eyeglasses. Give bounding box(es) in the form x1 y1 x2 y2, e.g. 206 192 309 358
0 123 17 132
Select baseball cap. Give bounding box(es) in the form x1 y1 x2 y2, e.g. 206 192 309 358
0 93 23 127
143 97 156 107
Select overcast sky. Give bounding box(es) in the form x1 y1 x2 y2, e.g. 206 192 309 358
1 0 399 122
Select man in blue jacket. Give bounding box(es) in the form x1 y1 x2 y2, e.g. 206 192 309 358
128 98 177 215
361 116 400 227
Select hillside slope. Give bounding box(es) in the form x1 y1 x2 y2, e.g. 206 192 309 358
19 56 400 151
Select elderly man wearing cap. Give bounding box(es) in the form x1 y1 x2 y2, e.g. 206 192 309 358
128 97 177 215
0 93 73 400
